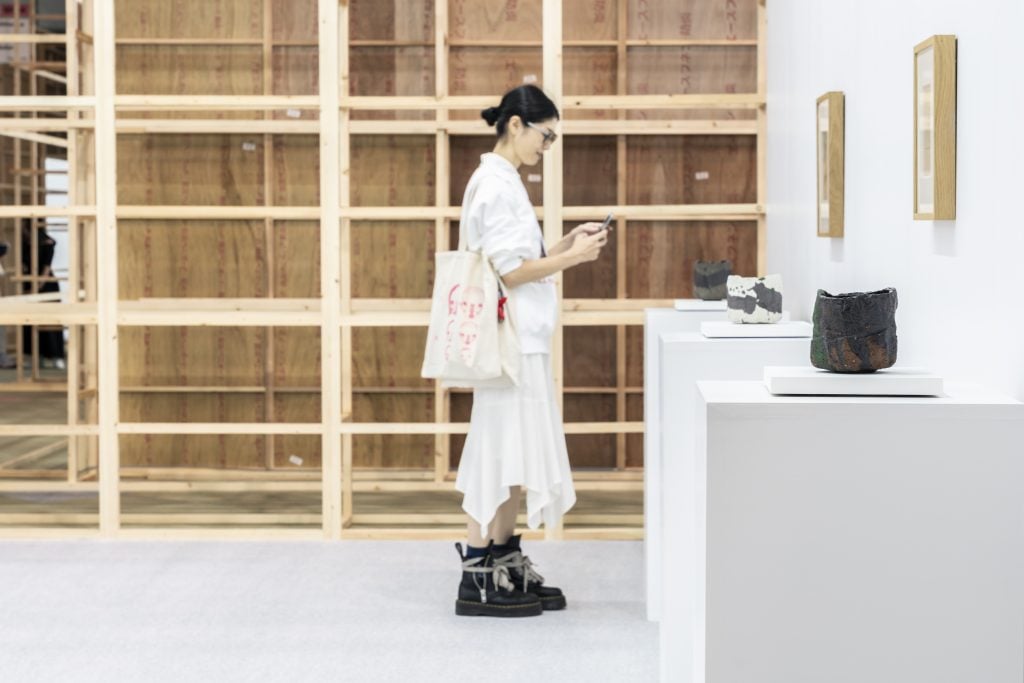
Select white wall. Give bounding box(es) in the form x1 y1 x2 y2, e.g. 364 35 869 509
767 0 1024 401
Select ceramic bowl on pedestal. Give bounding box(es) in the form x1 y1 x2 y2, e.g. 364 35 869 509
726 274 783 324
810 287 898 372
693 260 731 301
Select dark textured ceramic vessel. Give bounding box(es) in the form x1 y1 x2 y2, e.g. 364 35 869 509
810 288 898 373
693 260 731 300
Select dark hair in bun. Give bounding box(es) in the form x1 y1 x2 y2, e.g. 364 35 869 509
481 106 501 126
480 85 559 138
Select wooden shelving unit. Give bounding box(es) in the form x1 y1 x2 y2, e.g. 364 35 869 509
0 0 766 540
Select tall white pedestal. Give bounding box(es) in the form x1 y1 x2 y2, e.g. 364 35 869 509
643 307 728 621
679 381 1024 683
651 333 810 680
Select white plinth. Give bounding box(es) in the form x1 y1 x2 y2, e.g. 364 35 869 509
643 310 730 623
647 333 810 633
764 365 944 396
674 299 728 311
700 320 811 338
678 381 1024 683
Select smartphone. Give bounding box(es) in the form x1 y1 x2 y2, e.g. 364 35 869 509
600 213 614 232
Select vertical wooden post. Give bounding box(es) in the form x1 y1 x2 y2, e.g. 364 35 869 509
542 0 564 541
262 0 277 470
94 0 120 535
29 0 41 383
66 0 81 482
339 2 354 531
756 0 767 275
433 0 450 484
81 0 99 479
614 0 629 472
13 0 24 385
319 0 343 539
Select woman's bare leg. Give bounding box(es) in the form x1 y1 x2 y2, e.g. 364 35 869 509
466 485 522 547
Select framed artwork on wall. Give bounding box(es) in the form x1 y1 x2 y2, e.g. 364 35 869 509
914 35 957 220
816 91 844 238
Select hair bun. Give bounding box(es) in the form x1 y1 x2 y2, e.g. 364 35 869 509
481 106 501 126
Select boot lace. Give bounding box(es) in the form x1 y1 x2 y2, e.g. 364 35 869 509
462 556 514 604
492 550 545 593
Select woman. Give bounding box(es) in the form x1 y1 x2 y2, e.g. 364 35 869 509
454 85 608 617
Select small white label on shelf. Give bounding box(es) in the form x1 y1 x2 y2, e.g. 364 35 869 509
695 171 710 181
527 174 542 183
242 142 257 152
523 74 537 84
288 455 304 466
286 109 302 118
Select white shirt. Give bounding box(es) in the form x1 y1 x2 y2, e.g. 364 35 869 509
459 153 558 354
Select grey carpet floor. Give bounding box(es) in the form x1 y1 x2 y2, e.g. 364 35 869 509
0 540 656 682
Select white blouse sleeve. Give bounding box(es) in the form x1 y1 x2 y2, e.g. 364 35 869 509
476 192 534 277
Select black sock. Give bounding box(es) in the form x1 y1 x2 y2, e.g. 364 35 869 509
465 544 488 560
491 540 512 556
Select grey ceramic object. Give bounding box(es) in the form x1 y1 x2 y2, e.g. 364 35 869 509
726 274 783 323
693 260 731 300
810 288 898 373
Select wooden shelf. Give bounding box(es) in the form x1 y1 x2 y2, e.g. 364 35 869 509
0 0 767 539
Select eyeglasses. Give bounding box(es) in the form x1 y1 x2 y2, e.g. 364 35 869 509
526 122 558 146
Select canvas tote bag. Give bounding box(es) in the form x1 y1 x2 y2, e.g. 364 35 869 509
420 225 521 389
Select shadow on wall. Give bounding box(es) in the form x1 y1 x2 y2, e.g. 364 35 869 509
932 221 957 257
829 238 844 263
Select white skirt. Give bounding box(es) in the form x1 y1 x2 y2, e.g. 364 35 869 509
455 353 577 537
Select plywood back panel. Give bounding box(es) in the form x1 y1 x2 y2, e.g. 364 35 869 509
119 327 265 386
118 135 265 205
627 0 757 40
119 434 266 468
351 0 434 41
564 326 617 387
626 220 757 298
118 220 266 299
563 0 618 40
351 136 435 206
351 221 434 299
115 0 262 40
273 328 320 386
450 0 542 41
626 136 756 205
274 221 320 298
565 401 616 468
449 137 543 206
272 0 318 41
351 328 430 391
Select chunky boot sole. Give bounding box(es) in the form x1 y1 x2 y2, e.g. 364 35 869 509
455 599 543 618
539 595 567 611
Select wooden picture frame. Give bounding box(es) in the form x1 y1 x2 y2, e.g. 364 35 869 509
816 91 844 238
914 35 957 220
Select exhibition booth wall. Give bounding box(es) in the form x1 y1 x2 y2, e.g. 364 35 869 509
766 0 1024 401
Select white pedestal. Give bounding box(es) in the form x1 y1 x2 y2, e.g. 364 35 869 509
700 320 812 338
764 365 944 396
674 299 728 311
646 331 810 628
678 381 1024 683
643 309 729 622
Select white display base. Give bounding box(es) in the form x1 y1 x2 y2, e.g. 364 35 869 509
674 299 728 311
700 320 811 338
643 309 730 623
647 333 810 635
676 381 1024 683
764 365 944 396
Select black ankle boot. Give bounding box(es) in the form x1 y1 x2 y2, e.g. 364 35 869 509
491 535 567 611
454 542 542 617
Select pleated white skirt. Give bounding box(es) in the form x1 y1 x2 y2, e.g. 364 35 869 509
455 353 577 537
